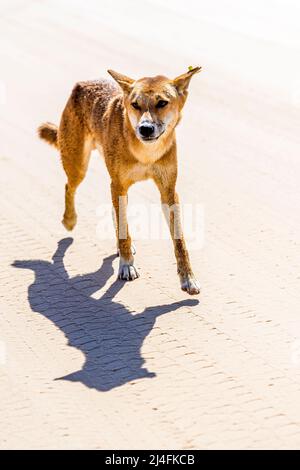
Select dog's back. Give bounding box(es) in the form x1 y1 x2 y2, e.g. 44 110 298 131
38 79 120 149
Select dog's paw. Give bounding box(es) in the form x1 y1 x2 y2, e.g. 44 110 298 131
181 276 201 295
62 215 77 231
118 262 139 281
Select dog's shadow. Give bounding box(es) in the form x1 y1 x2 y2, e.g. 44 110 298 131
13 238 198 391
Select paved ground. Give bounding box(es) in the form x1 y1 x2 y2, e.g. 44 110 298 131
1 0 300 449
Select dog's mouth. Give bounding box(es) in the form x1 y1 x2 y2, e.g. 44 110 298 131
137 130 165 143
141 135 159 142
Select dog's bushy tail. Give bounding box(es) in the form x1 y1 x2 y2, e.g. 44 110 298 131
38 122 58 148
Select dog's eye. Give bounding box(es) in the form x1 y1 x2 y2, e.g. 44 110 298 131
131 102 141 110
156 100 168 109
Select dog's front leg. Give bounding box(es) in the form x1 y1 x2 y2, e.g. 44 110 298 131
111 182 139 281
156 181 200 295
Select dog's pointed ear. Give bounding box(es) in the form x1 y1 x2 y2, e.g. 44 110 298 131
173 66 202 95
107 69 135 93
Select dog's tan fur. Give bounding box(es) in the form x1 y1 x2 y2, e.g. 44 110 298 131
38 67 201 295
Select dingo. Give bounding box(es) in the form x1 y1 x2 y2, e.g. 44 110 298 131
38 67 201 295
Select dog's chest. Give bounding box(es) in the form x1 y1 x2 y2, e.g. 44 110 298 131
127 162 152 183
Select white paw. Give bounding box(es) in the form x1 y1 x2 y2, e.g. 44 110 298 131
181 276 201 295
118 260 139 281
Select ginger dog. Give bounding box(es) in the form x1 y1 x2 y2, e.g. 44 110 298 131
38 67 201 295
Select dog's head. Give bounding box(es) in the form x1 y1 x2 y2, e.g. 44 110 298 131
108 67 202 143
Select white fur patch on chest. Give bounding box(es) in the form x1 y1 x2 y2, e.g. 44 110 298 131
127 162 152 182
95 142 104 159
130 140 165 165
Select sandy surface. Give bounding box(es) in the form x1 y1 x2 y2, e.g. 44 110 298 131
1 0 300 449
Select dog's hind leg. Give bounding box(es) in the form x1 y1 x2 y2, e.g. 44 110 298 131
59 112 93 231
61 139 92 230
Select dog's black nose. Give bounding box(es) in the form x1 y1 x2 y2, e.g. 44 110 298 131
139 123 155 138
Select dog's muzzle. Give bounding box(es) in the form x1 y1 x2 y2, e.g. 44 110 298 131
137 120 164 142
